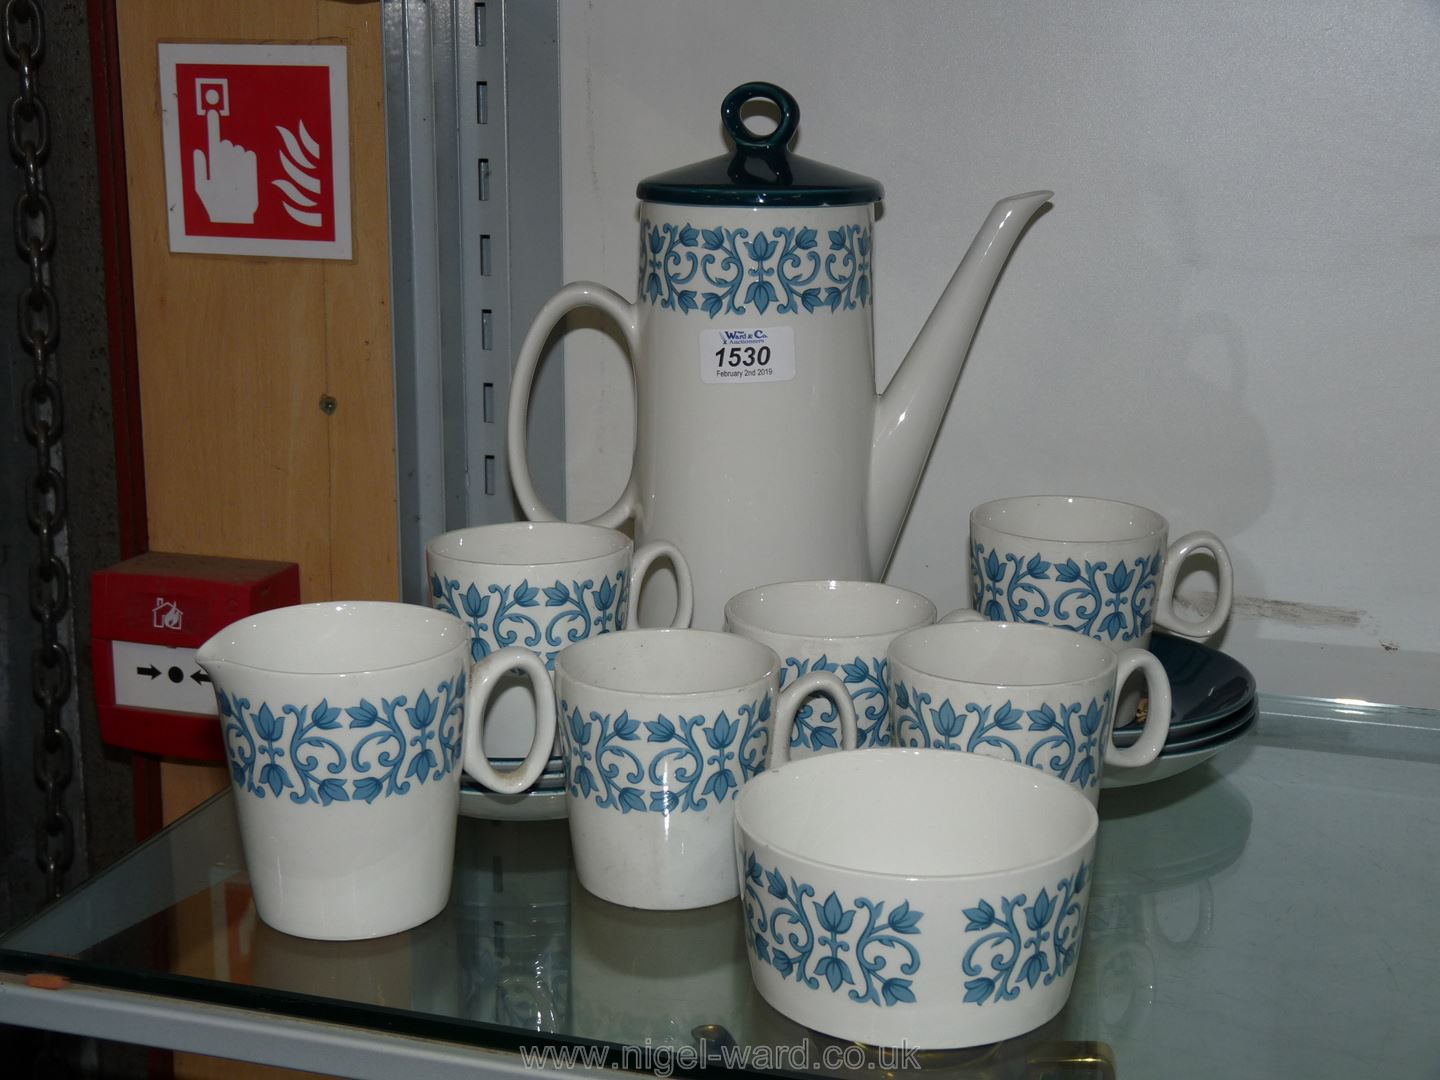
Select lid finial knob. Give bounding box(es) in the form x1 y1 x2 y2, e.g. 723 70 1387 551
721 82 799 152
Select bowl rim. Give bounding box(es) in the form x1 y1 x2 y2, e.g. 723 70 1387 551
735 748 1099 883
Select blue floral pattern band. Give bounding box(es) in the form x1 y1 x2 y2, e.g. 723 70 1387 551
742 852 924 1007
639 220 872 318
961 862 1089 1006
431 571 628 666
970 541 1160 643
561 698 772 813
891 684 1112 791
218 672 464 805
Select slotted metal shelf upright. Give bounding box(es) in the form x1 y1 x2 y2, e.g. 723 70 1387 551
385 0 566 598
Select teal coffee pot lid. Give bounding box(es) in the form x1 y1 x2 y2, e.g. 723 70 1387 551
637 82 883 208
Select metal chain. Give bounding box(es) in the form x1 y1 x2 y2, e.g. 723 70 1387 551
5 0 74 900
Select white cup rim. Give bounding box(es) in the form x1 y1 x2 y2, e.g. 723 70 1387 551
197 601 465 676
971 494 1168 544
554 627 778 698
426 521 630 568
890 620 1117 688
736 749 1098 881
724 579 937 642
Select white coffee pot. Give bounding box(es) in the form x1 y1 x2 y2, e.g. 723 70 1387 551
509 83 1051 628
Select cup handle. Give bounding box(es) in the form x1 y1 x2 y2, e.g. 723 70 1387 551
768 671 858 769
628 540 694 628
460 646 558 794
937 607 988 624
1105 647 1172 769
1154 530 1233 640
507 282 640 529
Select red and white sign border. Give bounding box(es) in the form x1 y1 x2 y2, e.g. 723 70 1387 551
158 42 352 260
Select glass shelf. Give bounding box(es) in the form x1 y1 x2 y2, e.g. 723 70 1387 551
2 694 1438 1078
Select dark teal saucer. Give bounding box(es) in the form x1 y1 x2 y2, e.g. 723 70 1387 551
1114 699 1257 753
1116 633 1255 737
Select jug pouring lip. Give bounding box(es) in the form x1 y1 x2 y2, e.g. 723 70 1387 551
195 601 467 677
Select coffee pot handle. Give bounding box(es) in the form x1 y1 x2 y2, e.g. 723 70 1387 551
508 282 640 529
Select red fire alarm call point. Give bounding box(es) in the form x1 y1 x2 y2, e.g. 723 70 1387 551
91 552 300 761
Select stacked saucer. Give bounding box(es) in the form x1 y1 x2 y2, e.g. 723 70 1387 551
488 754 567 791
1104 634 1257 788
461 751 568 821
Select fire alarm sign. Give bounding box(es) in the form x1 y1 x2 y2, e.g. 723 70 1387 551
158 43 351 260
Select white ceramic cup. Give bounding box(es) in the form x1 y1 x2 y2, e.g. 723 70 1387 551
545 628 858 910
724 580 938 756
196 602 555 940
426 522 693 775
969 495 1233 649
887 620 1172 803
735 749 1099 1049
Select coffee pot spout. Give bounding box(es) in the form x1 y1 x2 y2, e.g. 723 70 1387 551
867 190 1053 574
